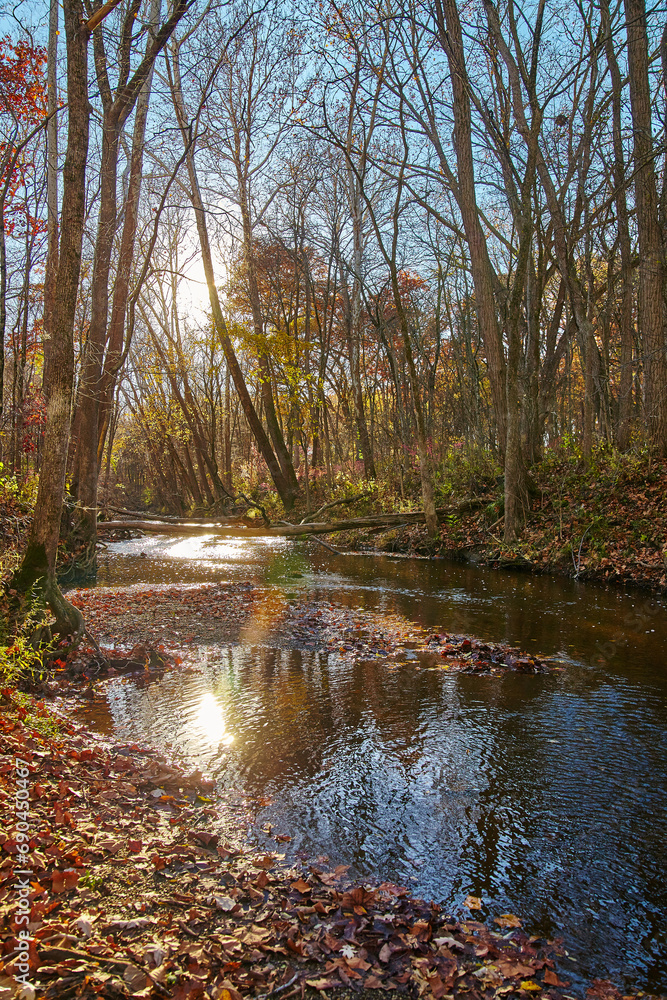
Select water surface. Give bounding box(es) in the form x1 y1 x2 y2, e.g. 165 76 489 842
84 534 667 993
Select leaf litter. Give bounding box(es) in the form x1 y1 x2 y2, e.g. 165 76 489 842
62 585 557 680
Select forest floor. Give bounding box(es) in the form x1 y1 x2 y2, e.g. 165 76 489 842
339 451 667 596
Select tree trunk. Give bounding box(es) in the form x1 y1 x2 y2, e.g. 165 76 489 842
14 0 89 637
73 0 190 559
602 0 634 450
624 0 667 454
72 114 121 557
168 41 296 510
347 180 376 480
239 194 299 501
97 0 161 464
436 0 507 454
43 0 59 391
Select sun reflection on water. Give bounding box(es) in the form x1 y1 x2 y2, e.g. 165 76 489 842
193 692 234 746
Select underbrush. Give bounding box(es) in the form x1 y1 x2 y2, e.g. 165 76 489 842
0 588 51 690
431 443 667 590
332 442 666 592
435 443 502 502
0 463 36 585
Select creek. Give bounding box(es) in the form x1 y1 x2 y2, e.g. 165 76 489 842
78 535 667 993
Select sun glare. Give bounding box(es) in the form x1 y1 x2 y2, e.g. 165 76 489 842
194 692 234 746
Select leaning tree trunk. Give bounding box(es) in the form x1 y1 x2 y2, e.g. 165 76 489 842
238 192 299 504
168 40 296 510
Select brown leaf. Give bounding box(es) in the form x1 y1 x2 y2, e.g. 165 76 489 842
498 959 536 978
291 878 311 894
427 973 448 998
544 969 568 987
341 886 376 909
51 869 80 893
586 980 623 1000
494 913 522 928
252 854 276 869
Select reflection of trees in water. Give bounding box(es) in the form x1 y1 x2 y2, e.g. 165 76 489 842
95 634 667 988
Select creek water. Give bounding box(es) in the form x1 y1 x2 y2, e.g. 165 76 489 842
81 535 667 993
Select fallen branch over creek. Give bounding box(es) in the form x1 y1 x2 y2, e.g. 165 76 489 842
97 500 489 538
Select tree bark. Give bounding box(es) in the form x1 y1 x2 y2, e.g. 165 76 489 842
436 0 507 454
624 0 667 454
14 0 90 636
239 193 299 501
97 0 162 465
43 0 59 391
72 0 190 559
602 0 634 450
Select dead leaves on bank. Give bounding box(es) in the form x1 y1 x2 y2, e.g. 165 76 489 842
0 707 579 1000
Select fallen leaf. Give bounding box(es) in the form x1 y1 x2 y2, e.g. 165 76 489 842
544 969 568 987
494 912 522 928
51 868 80 893
212 896 238 912
291 879 311 894
123 965 148 990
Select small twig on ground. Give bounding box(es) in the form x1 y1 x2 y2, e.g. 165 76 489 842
177 919 199 939
255 973 301 1000
572 523 593 580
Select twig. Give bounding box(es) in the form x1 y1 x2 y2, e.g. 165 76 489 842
255 973 301 1000
234 492 270 527
177 919 199 939
310 535 342 555
572 523 593 580
38 945 170 995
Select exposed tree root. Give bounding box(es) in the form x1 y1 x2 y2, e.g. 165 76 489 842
9 547 97 662
57 537 99 585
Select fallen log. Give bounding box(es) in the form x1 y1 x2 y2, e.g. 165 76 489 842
105 506 249 524
98 520 241 534
97 500 490 539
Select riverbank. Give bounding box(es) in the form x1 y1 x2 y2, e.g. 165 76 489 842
0 690 586 1000
338 451 667 596
2 449 666 604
